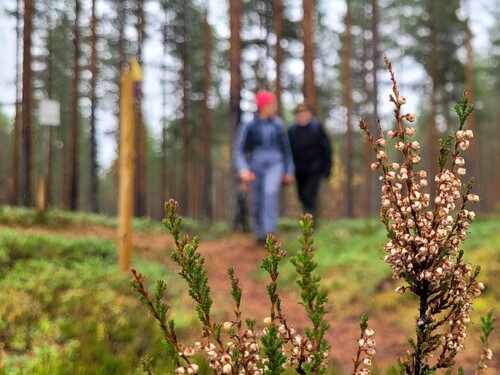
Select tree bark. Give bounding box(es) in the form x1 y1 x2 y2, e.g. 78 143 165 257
464 14 481 209
343 1 354 217
69 0 81 211
369 0 380 216
45 30 53 207
21 0 34 207
202 10 213 220
273 0 284 117
134 0 147 216
11 0 23 205
160 0 168 207
89 0 99 213
427 1 438 196
229 0 247 230
179 5 190 216
302 0 317 115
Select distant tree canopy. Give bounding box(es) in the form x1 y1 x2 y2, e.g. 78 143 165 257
1 0 499 219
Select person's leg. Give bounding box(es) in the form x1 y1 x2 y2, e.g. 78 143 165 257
295 172 308 210
250 170 265 241
299 173 321 217
261 162 284 236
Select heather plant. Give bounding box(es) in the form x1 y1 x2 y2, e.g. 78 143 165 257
131 58 493 375
359 56 490 374
131 201 339 375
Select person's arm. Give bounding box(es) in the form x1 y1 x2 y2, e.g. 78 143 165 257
318 124 333 177
279 121 295 177
233 122 254 182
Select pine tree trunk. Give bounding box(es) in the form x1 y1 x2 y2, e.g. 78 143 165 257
464 15 481 210
273 0 284 117
11 0 23 205
89 0 99 213
134 0 147 217
160 0 168 207
21 0 34 207
229 0 247 230
202 11 213 220
302 0 317 114
343 1 354 217
362 25 373 218
428 1 438 196
179 6 190 216
369 0 380 216
45 30 53 207
69 0 81 211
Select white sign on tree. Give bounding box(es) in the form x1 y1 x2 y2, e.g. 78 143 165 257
39 99 61 126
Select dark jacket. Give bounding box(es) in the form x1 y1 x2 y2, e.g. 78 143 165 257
288 119 332 176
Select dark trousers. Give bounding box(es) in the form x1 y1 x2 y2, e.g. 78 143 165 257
295 171 322 216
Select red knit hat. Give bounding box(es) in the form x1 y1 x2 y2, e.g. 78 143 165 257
255 90 277 111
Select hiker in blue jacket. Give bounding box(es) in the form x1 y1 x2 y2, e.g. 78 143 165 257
234 90 295 244
288 103 332 220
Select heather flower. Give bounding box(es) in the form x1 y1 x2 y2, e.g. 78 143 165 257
359 56 484 374
404 113 416 122
404 126 416 136
388 130 398 138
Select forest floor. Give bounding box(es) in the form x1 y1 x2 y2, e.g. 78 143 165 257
5 223 498 374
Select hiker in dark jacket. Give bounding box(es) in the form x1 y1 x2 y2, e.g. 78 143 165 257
288 103 332 219
234 90 295 244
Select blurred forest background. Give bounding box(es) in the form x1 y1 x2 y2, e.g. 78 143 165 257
0 0 499 222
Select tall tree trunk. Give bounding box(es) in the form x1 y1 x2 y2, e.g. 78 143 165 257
11 0 23 205
343 1 354 217
464 13 481 209
273 0 284 117
495 108 500 211
160 0 168 207
179 6 190 216
258 0 272 89
302 0 317 114
427 1 438 196
229 0 247 230
369 0 380 216
202 9 213 220
115 0 127 215
45 30 53 207
89 0 99 212
134 0 147 216
362 23 373 218
69 0 81 211
21 0 34 207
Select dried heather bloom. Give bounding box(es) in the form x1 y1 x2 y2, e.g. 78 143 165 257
353 315 377 375
360 56 483 374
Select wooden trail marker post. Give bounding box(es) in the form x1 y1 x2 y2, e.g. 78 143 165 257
118 58 143 272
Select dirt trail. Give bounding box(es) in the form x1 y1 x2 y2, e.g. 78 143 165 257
2 223 497 373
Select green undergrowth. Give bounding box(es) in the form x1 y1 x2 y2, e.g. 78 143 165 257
0 229 196 374
0 208 498 373
0 205 230 238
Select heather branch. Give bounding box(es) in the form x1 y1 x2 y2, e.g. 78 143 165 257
130 268 188 369
164 199 225 351
260 234 288 374
352 314 376 375
291 214 330 374
474 310 495 374
360 57 485 375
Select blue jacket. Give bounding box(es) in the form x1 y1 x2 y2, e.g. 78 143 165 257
234 114 295 174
